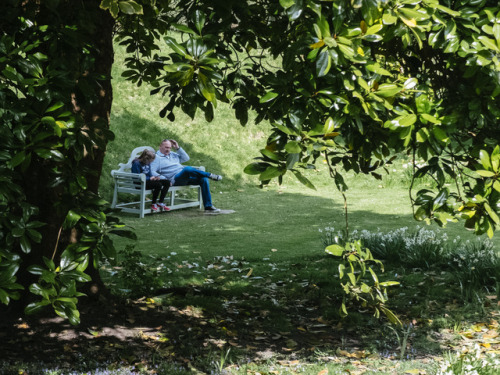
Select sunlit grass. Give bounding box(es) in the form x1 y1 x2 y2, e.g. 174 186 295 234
89 39 500 375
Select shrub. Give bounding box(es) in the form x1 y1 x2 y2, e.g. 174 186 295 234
114 245 163 298
437 345 500 375
321 226 450 269
448 237 500 301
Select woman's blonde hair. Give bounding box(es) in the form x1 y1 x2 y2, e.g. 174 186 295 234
138 149 155 163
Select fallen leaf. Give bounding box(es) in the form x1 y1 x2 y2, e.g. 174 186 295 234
318 369 328 375
471 324 485 332
352 350 368 359
336 348 351 357
285 339 298 349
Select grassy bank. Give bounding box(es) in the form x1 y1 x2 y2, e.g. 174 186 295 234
84 44 500 375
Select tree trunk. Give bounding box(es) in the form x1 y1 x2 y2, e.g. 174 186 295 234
12 0 116 307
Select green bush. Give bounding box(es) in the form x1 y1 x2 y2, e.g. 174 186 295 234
113 245 163 298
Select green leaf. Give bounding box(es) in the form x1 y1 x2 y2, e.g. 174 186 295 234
323 36 337 47
493 24 500 45
259 91 278 103
285 141 301 154
383 11 398 25
434 4 460 17
28 265 44 275
286 0 303 21
432 127 448 143
29 283 45 297
164 37 188 58
339 263 345 279
323 117 335 134
360 283 371 293
379 281 400 287
316 49 331 77
286 153 300 170
340 302 348 317
11 227 25 238
416 128 429 143
376 84 402 98
476 170 495 177
118 1 134 15
478 36 499 52
420 113 440 124
385 114 417 129
279 0 295 9
380 306 402 326
325 244 344 256
493 181 500 193
25 301 49 315
19 236 31 254
45 102 64 113
338 43 355 58
100 0 112 10
317 16 330 40
64 210 81 228
260 149 280 161
368 267 379 284
198 72 217 103
274 123 299 136
171 23 197 35
403 77 418 90
10 150 26 168
194 10 206 34
479 150 492 170
491 146 500 172
244 163 267 175
484 203 500 225
259 166 283 181
292 170 315 189
366 63 391 76
414 206 429 221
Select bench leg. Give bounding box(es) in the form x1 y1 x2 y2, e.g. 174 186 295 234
140 190 146 218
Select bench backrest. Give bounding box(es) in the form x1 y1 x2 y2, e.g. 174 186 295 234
112 146 155 175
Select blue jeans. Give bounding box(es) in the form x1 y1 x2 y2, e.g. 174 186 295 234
173 166 213 208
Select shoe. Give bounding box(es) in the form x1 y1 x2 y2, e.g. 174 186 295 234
205 206 221 213
151 203 160 213
209 173 223 181
157 203 170 212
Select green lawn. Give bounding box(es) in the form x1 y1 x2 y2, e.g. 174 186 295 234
89 44 500 375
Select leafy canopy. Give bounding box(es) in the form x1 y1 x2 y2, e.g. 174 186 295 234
116 0 500 237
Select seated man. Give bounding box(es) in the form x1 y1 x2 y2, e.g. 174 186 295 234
150 139 223 213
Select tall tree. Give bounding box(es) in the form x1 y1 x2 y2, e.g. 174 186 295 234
0 0 122 324
1 0 499 323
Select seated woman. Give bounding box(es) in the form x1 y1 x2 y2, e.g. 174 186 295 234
131 149 171 213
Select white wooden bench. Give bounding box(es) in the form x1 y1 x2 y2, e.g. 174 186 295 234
110 146 204 218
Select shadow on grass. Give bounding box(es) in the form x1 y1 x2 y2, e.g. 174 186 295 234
2 187 496 374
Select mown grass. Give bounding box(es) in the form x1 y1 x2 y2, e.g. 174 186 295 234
88 43 500 375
